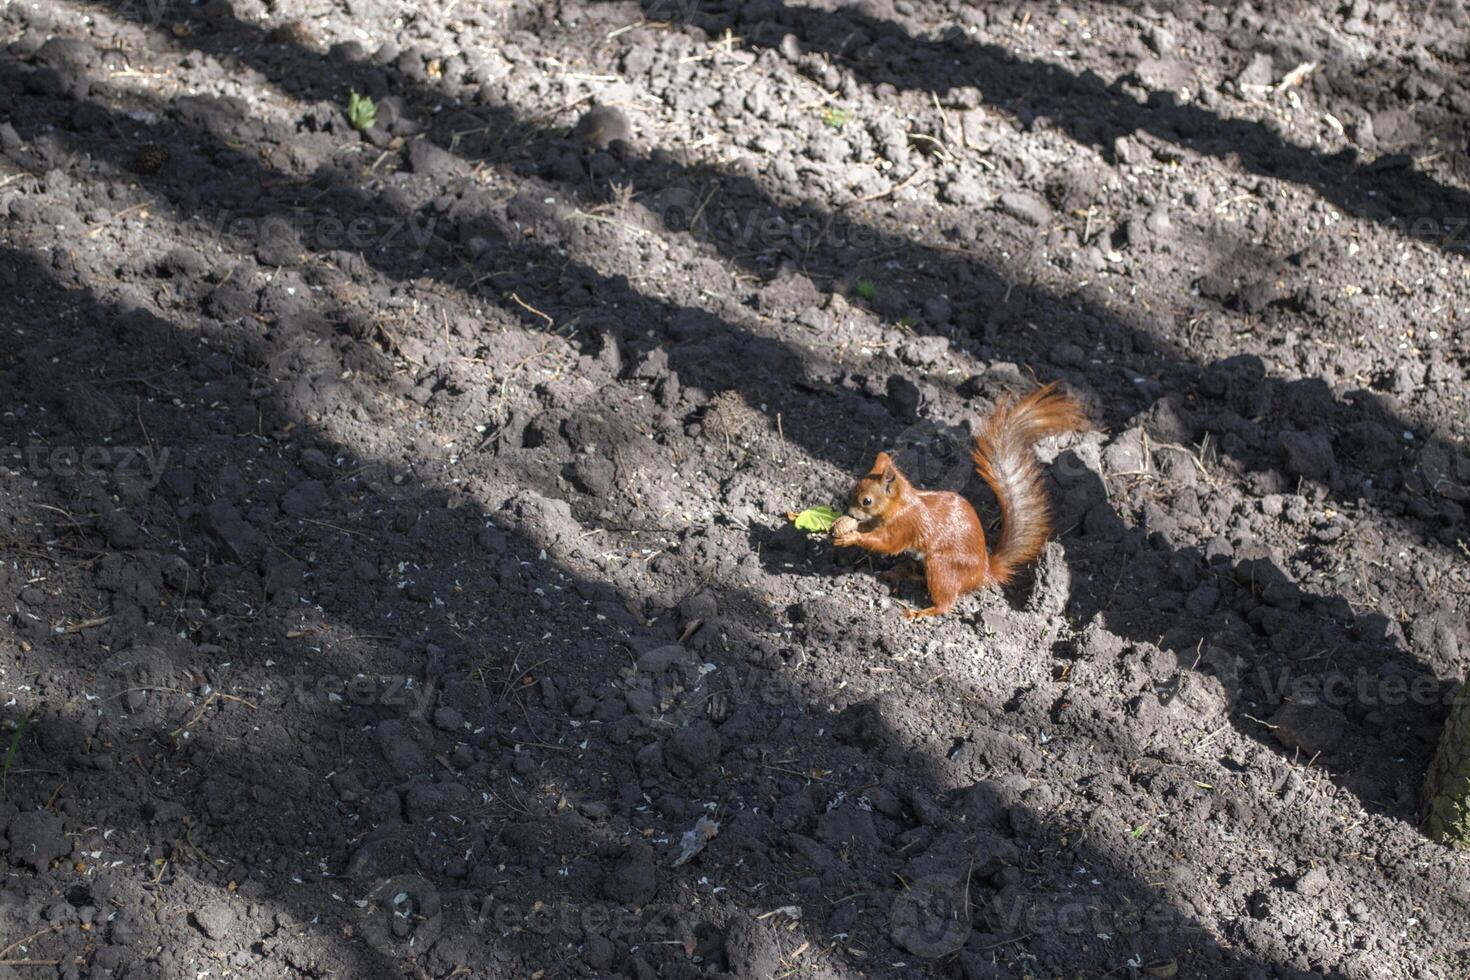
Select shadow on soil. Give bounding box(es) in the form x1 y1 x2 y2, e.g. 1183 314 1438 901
0 243 1342 976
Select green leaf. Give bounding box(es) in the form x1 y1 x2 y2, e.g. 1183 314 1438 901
347 90 377 132
793 506 842 533
854 279 876 300
821 106 853 129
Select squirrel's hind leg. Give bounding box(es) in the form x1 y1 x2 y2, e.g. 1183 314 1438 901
904 563 960 618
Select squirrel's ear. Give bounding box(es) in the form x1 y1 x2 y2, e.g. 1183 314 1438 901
878 457 898 495
872 451 892 471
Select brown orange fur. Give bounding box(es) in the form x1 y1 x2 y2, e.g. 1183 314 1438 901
833 383 1087 618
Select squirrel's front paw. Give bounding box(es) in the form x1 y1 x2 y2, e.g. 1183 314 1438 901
830 515 859 546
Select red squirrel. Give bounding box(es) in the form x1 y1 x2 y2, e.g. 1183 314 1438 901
831 383 1087 618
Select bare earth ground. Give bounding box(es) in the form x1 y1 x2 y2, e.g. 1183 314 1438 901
2 0 1470 977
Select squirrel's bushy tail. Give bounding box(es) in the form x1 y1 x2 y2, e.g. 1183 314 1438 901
971 383 1087 585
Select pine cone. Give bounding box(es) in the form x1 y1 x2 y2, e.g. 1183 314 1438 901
132 143 170 175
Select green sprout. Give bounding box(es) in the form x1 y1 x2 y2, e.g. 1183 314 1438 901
854 279 876 300
347 90 377 132
822 106 853 129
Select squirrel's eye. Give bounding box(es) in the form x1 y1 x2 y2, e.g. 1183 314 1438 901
862 497 873 507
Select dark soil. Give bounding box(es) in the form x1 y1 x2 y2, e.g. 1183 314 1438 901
2 0 1470 977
